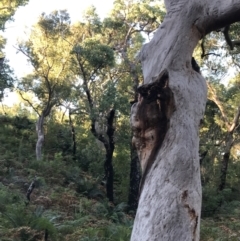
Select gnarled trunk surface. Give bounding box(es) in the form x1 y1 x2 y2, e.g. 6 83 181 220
130 0 240 240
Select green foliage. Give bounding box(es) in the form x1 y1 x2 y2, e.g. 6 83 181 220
78 224 132 241
0 1 30 98
38 10 71 37
0 184 57 240
0 60 15 100
201 218 240 241
0 114 36 161
71 39 114 72
0 0 29 31
83 39 115 69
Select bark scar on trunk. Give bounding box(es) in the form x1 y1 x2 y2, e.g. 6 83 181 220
182 190 198 240
131 69 175 195
184 203 198 241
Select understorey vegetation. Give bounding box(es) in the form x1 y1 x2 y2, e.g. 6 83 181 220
0 0 240 240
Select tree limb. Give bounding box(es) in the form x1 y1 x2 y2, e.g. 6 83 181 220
229 106 240 133
204 0 240 34
207 82 231 130
18 91 40 116
223 25 234 50
219 25 240 51
207 82 240 133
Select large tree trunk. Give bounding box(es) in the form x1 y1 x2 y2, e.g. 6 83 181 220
130 1 240 240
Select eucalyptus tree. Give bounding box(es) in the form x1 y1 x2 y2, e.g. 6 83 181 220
196 21 240 210
17 10 74 160
129 0 240 240
0 60 14 100
0 0 29 99
103 0 165 208
0 0 29 31
207 81 240 192
67 1 165 202
198 78 240 215
0 0 29 51
68 7 116 201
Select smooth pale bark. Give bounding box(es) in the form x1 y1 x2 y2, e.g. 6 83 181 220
36 104 53 160
36 115 44 160
130 0 240 240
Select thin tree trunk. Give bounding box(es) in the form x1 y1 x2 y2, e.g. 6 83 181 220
90 109 115 202
128 146 141 211
69 111 77 160
80 63 116 201
104 109 115 202
36 115 45 160
218 153 230 192
35 104 54 160
130 1 240 240
218 133 233 192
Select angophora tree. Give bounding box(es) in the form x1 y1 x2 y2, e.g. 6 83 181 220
130 1 240 240
18 10 73 160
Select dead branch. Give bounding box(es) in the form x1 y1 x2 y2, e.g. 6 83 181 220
201 38 221 58
26 177 36 201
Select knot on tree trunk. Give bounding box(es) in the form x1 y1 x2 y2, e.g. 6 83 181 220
130 69 175 193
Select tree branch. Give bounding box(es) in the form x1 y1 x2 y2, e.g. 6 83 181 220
222 25 240 50
207 82 231 130
207 82 240 133
200 38 220 58
204 0 240 34
232 40 240 46
223 25 234 50
0 7 13 11
18 91 40 116
229 106 240 133
232 59 240 70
